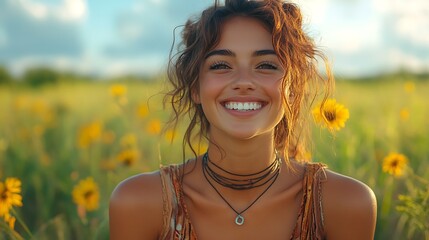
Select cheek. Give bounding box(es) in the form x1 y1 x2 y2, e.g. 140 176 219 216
269 81 287 115
266 79 284 101
196 79 214 107
199 76 225 97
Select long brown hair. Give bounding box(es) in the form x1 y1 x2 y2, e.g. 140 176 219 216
164 0 333 162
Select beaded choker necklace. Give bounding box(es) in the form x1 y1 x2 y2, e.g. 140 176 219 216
202 152 281 225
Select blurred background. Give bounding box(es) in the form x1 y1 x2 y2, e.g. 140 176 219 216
0 0 428 239
0 0 428 77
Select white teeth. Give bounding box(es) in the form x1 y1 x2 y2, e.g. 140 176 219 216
224 102 262 111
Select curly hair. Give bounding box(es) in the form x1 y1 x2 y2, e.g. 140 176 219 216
164 0 333 162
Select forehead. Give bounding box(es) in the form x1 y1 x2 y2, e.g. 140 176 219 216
214 16 273 50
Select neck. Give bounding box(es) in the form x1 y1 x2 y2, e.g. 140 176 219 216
207 133 278 174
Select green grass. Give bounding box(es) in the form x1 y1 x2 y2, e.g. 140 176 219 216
0 76 428 239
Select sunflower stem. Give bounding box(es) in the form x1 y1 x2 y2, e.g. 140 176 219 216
10 208 33 239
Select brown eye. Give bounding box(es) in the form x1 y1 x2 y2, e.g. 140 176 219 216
256 61 278 70
209 61 231 70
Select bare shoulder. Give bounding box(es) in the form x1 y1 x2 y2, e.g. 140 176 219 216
109 171 163 240
322 169 377 240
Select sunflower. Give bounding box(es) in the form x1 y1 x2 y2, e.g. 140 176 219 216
120 133 137 148
399 108 409 121
382 153 408 177
146 119 161 135
0 178 23 217
109 84 127 98
0 178 23 230
109 84 128 106
136 103 149 119
77 121 103 148
312 99 350 131
72 177 100 211
117 149 139 167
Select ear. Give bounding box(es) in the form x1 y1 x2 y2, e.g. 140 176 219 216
191 88 201 104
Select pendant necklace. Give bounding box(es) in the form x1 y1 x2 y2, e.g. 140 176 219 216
202 152 281 226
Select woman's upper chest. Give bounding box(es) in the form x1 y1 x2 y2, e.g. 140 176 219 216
182 170 305 240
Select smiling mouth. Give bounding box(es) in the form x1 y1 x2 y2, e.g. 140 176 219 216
224 102 263 111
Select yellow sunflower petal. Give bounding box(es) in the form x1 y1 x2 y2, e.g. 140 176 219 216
312 99 350 131
5 178 21 193
72 177 100 211
382 153 408 177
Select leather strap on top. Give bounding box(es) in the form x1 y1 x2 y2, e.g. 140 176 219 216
291 163 327 240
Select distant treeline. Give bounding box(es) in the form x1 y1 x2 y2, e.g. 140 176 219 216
0 65 159 87
337 71 429 82
0 65 428 87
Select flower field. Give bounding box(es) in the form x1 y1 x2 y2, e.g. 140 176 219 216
0 75 428 239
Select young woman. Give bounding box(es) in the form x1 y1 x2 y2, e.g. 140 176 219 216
109 0 377 239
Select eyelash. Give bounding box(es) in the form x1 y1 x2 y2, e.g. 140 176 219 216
256 61 278 70
208 61 279 70
209 61 231 70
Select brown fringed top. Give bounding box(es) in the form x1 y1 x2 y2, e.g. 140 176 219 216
159 162 327 240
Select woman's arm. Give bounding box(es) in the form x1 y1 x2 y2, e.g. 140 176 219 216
323 171 377 240
109 172 164 240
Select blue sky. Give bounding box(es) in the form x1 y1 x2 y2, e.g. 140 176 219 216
0 0 428 77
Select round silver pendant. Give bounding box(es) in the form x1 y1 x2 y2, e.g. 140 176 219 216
235 215 244 225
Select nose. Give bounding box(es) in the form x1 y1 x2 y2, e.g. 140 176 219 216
232 69 255 91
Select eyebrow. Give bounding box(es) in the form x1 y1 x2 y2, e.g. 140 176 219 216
253 49 277 56
205 49 234 59
205 49 277 59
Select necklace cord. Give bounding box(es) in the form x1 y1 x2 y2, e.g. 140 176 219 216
202 152 281 219
208 155 279 176
203 152 281 190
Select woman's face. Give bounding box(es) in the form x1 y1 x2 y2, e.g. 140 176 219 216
195 16 285 141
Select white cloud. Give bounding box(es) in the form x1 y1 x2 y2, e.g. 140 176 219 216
297 0 429 75
16 0 49 19
396 16 429 46
308 0 381 53
387 48 429 72
373 0 429 46
388 1 429 46
104 0 212 58
16 0 87 21
0 0 87 76
61 0 87 21
293 0 330 26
